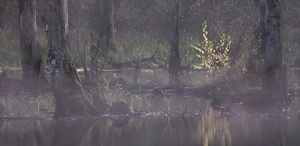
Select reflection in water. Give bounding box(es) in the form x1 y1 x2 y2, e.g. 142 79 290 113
196 106 232 146
0 102 300 146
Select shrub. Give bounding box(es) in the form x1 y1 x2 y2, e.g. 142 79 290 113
191 21 231 78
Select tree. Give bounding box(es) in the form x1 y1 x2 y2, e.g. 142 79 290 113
168 0 181 85
255 0 286 100
19 0 41 80
75 0 89 81
249 0 267 76
44 0 101 118
98 0 116 56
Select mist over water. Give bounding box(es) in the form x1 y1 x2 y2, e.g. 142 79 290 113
0 96 299 146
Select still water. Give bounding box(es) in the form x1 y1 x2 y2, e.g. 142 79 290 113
0 97 300 146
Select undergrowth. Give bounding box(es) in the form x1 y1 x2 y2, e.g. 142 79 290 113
0 91 54 117
0 78 179 117
100 79 151 113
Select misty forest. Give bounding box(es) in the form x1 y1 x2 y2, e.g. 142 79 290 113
0 0 300 146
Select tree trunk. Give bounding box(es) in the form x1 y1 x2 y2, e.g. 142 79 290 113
76 0 89 81
253 0 267 57
248 0 267 76
132 61 140 84
44 0 101 118
98 0 116 56
168 0 181 85
19 0 41 81
260 0 286 99
90 41 106 108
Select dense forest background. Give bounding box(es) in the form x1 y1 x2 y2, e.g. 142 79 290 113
0 0 297 118
0 0 300 72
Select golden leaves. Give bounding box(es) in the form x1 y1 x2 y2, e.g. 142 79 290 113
191 21 231 76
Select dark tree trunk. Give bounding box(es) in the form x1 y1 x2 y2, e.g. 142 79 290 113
90 32 98 80
248 0 267 76
76 0 89 81
44 0 101 118
258 0 286 100
90 42 105 108
132 61 140 84
168 0 181 85
19 0 41 81
253 0 267 57
98 0 116 56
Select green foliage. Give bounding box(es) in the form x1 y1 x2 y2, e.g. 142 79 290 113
0 0 18 12
1 0 299 76
191 22 231 76
116 34 169 66
179 39 200 67
0 25 20 67
115 0 172 33
0 92 54 117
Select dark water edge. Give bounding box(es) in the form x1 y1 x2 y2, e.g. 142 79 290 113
0 99 300 146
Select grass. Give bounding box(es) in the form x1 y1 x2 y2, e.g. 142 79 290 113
100 79 151 113
0 77 153 118
161 89 175 113
0 91 54 118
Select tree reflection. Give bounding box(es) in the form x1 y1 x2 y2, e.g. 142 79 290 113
0 108 299 146
197 106 232 146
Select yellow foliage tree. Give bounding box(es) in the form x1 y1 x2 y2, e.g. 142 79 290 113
192 21 231 78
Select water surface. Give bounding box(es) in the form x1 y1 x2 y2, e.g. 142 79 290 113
1 97 300 146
